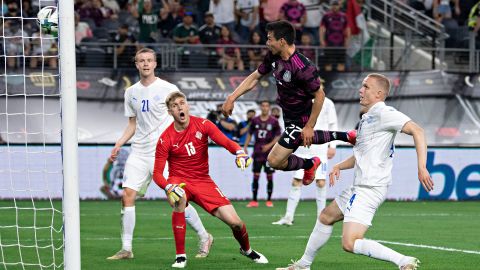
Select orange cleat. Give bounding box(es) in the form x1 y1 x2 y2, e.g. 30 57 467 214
265 201 274 207
347 130 357 145
302 157 321 185
246 201 259 208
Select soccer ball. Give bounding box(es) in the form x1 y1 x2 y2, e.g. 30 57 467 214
37 6 58 36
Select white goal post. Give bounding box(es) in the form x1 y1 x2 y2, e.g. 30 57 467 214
59 0 81 269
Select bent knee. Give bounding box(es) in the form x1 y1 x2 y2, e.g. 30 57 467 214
316 179 326 188
267 156 282 169
319 211 336 225
342 239 355 253
230 220 244 231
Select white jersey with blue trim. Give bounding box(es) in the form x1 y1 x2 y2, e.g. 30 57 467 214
124 77 179 156
353 102 411 186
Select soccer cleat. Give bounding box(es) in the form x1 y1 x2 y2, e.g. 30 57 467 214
399 257 420 270
195 233 214 258
246 201 259 208
172 256 187 268
272 217 293 226
302 157 321 185
265 200 274 207
347 129 357 145
275 260 310 270
240 248 269 264
106 249 134 260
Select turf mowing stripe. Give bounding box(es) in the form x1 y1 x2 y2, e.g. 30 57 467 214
12 235 480 255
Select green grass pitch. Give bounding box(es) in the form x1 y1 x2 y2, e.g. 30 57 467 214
1 200 479 269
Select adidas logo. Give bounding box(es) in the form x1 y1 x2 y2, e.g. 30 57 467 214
284 138 290 143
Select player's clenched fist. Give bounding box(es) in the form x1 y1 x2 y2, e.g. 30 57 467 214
165 183 186 203
235 150 252 171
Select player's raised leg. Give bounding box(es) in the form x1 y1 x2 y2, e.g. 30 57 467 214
213 205 268 264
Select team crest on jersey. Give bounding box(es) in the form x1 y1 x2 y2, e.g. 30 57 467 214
195 131 203 140
153 95 161 101
283 71 291 82
267 124 272 131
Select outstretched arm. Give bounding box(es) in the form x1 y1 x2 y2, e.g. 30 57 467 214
401 121 434 192
222 71 263 117
329 155 355 187
111 117 136 161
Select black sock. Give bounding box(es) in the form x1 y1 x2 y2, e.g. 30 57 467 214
252 175 259 201
266 174 273 200
302 158 314 170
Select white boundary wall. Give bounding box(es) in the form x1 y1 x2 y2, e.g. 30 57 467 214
1 146 479 201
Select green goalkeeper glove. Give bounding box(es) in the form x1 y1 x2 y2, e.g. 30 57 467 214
235 150 252 171
165 183 186 204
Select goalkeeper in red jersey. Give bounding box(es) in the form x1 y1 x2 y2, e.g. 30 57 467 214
153 91 268 268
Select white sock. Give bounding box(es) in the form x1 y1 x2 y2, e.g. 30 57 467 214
353 239 405 266
121 206 135 252
298 219 333 267
185 204 208 241
285 186 301 220
316 185 326 216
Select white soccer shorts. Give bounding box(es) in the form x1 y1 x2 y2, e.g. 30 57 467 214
293 159 328 180
122 153 168 196
335 185 388 227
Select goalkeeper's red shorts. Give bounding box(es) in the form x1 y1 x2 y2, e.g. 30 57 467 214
168 176 231 214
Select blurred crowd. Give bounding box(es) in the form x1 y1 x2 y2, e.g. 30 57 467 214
2 0 480 71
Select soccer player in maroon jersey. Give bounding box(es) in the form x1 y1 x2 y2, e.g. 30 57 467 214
243 101 281 208
222 20 356 186
153 92 268 268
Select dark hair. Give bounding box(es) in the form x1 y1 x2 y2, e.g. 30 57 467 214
247 109 256 114
265 20 295 45
259 100 270 106
249 30 262 44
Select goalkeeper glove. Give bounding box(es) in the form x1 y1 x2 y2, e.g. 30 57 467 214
235 150 252 171
165 183 186 204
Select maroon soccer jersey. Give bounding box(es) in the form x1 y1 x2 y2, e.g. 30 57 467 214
153 116 241 189
249 116 281 162
257 51 321 126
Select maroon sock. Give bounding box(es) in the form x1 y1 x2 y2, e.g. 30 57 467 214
284 154 312 171
172 211 186 255
232 223 250 252
312 130 349 144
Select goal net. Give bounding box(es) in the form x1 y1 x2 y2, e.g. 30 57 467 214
0 1 79 269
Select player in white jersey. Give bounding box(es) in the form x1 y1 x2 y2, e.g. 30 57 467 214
273 97 337 226
107 48 213 260
276 73 434 270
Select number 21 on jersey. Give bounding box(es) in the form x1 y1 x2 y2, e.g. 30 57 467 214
141 99 149 112
185 142 196 156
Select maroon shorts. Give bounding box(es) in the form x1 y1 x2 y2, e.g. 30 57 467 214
168 176 231 214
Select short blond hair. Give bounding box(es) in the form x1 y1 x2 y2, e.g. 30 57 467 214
367 73 391 97
166 91 187 109
134 48 157 62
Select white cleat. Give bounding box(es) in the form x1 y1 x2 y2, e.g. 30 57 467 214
196 233 214 258
272 217 293 226
276 260 310 270
240 248 269 264
172 256 187 268
399 256 420 270
106 249 134 260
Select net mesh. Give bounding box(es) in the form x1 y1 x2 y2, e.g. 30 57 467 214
0 0 63 269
